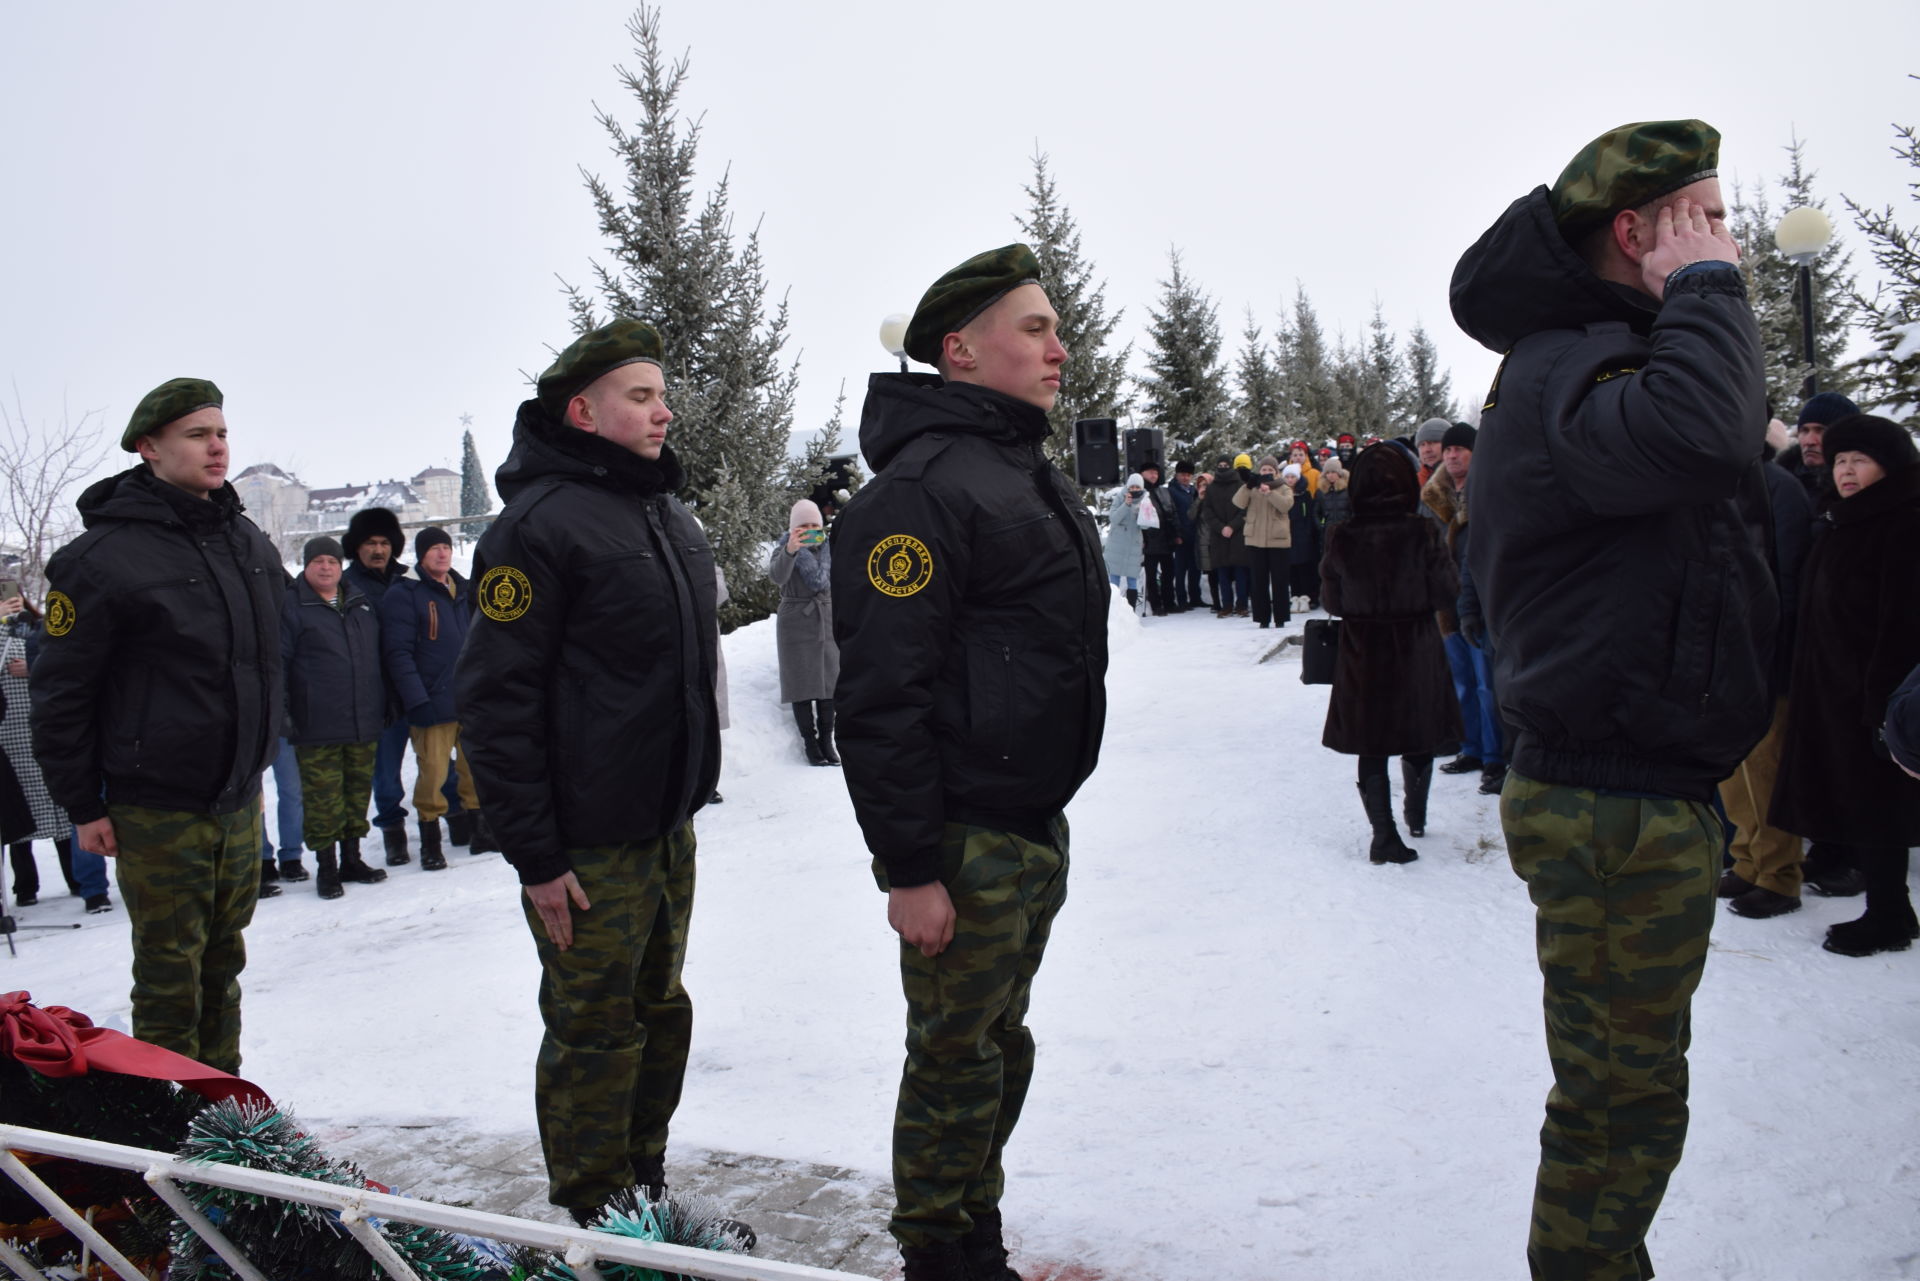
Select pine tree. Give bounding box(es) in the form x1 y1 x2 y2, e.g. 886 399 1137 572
559 4 801 629
1279 285 1336 441
458 427 492 539
1844 92 1920 418
1359 303 1407 439
1728 177 1799 412
1137 249 1231 465
1233 308 1286 453
1402 323 1458 424
1770 137 1861 409
1016 149 1130 467
1325 332 1370 445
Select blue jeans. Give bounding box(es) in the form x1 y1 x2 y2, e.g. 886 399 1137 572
66 825 110 898
1445 632 1504 765
259 737 304 864
1108 573 1138 591
371 719 463 829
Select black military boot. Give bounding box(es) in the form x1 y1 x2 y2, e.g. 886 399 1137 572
899 1241 971 1281
419 820 447 871
959 1209 1024 1281
1401 756 1433 838
1803 843 1866 897
469 810 501 855
793 700 828 766
1125 587 1139 613
815 699 841 766
315 845 344 900
1358 775 1417 864
337 837 387 884
257 859 283 898
445 810 473 847
382 825 411 867
278 856 310 883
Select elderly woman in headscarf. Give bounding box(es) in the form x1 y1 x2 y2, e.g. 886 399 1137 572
768 498 841 766
1320 442 1462 863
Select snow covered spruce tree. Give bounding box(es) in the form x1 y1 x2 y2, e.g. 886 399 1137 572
1402 323 1458 424
1016 149 1130 470
459 427 492 539
1138 250 1231 465
1278 285 1337 444
559 3 802 630
1233 308 1288 454
1845 95 1920 417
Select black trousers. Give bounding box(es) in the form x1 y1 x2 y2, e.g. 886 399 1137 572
1172 543 1199 608
1141 554 1175 614
1290 560 1321 607
1248 546 1290 626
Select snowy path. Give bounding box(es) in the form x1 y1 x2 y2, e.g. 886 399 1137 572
11 596 1919 1279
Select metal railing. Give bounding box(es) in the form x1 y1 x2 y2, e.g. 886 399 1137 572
0 1124 870 1281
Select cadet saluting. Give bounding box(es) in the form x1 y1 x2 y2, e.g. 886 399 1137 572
453 321 721 1225
831 245 1109 1281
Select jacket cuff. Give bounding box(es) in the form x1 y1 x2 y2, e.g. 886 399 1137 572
882 846 942 889
1665 260 1744 298
508 848 574 887
66 797 108 826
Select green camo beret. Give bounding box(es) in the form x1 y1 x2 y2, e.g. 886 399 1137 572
904 244 1043 367
123 377 222 451
537 318 665 414
1550 119 1721 239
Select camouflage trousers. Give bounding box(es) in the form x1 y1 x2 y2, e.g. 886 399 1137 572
886 818 1069 1248
108 796 264 1076
294 739 377 850
523 824 696 1214
1501 772 1718 1281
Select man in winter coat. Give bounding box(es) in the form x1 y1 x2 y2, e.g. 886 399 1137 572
343 506 424 865
454 320 723 1226
1452 120 1776 1281
31 378 284 1075
1167 461 1201 611
380 526 483 870
830 244 1108 1281
1203 454 1251 616
1776 391 1858 506
1413 418 1449 486
281 536 389 900
1138 462 1178 616
1423 424 1504 793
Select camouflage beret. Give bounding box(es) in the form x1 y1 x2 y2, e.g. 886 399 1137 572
537 318 665 414
1550 119 1721 239
904 244 1043 367
123 377 222 451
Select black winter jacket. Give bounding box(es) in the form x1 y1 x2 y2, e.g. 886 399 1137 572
380 569 472 727
343 556 410 605
1451 186 1777 801
281 578 385 746
31 468 284 822
831 375 1108 888
1141 480 1177 557
455 400 719 886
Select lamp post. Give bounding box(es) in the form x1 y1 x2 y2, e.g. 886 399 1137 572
1774 206 1835 398
878 313 911 374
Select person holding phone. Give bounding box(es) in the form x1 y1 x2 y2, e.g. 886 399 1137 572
768 498 840 766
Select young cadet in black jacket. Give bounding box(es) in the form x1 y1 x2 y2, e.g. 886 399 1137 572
453 320 722 1226
831 245 1109 1281
31 378 284 1076
1452 121 1776 1281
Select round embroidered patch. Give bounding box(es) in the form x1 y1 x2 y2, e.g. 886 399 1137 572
867 534 934 598
44 591 76 637
478 566 534 622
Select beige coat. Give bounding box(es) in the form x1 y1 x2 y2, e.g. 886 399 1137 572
1232 478 1295 548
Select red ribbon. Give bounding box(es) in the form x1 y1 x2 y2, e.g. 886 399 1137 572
1 991 270 1107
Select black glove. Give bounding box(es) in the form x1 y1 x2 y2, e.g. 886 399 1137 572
1236 467 1257 486
1460 616 1486 649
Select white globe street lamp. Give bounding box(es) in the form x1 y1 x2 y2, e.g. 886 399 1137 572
878 313 911 374
1775 206 1836 396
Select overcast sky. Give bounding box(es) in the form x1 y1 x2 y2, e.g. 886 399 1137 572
4 0 1916 497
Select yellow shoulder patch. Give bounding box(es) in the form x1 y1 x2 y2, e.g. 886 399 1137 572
867 534 934 598
44 590 76 637
477 566 533 622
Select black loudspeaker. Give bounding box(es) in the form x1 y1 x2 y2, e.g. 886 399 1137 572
1124 427 1166 476
1074 418 1120 487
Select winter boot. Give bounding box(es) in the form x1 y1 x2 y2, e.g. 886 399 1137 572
959 1209 1024 1281
1478 762 1510 795
257 859 283 898
1717 869 1756 899
338 836 388 884
1358 775 1417 864
899 1241 972 1281
445 810 474 848
469 809 501 855
382 825 411 866
793 700 829 766
1824 851 1917 956
1401 756 1433 838
1802 843 1865 897
278 857 310 883
816 699 841 766
419 820 447 871
315 846 344 900
9 842 39 906
1125 587 1139 613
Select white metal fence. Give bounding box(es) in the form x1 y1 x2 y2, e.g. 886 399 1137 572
0 1124 871 1281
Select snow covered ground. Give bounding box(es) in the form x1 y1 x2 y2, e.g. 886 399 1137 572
11 595 1919 1280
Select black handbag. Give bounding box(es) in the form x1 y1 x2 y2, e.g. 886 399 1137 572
1301 618 1341 685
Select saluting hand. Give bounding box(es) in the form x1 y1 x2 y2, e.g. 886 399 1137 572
1641 196 1739 301
889 882 956 957
526 871 592 950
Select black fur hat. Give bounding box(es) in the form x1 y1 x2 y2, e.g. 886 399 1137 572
343 506 404 561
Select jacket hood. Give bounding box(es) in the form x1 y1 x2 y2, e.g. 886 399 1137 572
1351 442 1420 518
1450 185 1659 354
77 464 245 530
857 373 1052 473
495 398 685 504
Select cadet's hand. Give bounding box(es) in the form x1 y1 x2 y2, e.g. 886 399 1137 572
1221 526 1234 539
1641 196 1738 300
5 658 24 678
888 882 956 957
1460 616 1486 649
77 816 118 858
525 872 591 950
